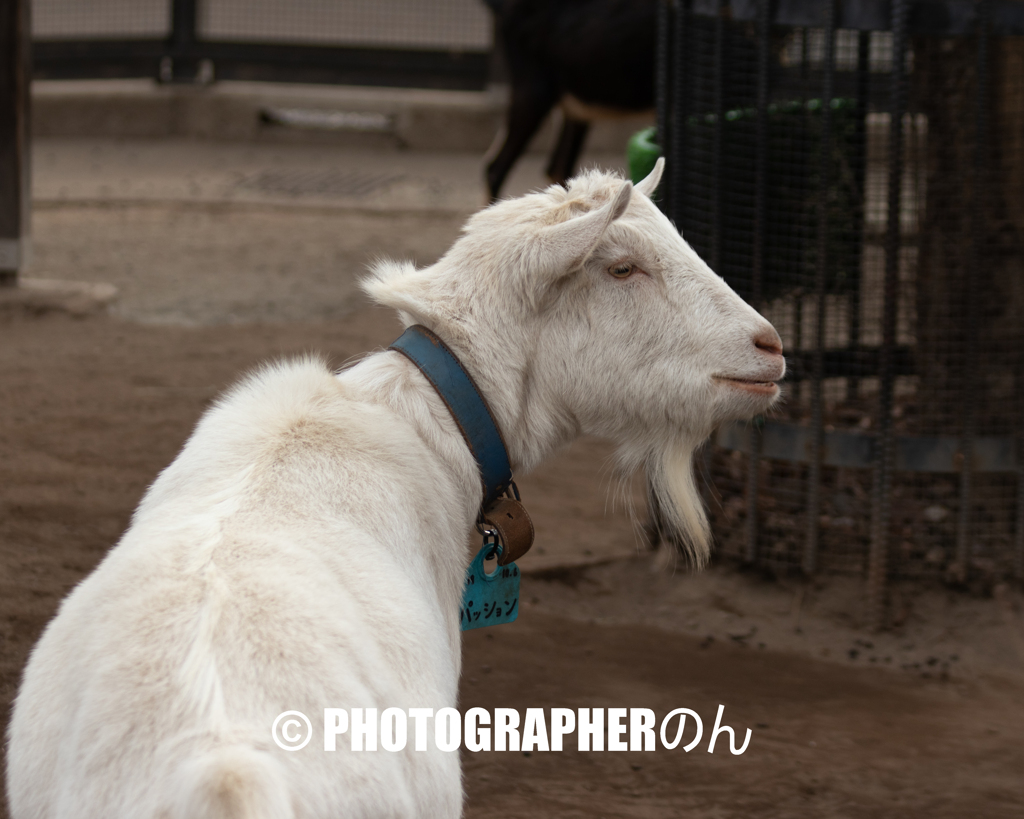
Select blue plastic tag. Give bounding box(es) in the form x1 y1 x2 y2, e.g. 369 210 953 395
459 544 520 631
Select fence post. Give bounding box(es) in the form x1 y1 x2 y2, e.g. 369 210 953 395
847 30 871 403
1017 404 1024 580
804 0 837 576
668 0 689 232
709 0 724 273
868 0 909 629
0 0 31 286
164 0 201 82
655 0 673 211
745 0 774 565
955 1 991 583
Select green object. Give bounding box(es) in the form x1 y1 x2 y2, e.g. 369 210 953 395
628 126 661 186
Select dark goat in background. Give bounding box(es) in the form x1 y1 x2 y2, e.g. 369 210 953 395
482 0 656 200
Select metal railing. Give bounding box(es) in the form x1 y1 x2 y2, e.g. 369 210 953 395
32 0 493 90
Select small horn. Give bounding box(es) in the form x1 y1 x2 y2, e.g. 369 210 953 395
635 157 665 198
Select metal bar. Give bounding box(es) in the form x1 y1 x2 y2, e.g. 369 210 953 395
800 26 809 83
751 0 771 311
171 0 197 52
0 0 31 285
791 24 810 406
1017 362 1024 579
33 40 491 91
210 46 489 90
804 0 837 576
792 292 803 401
868 0 909 629
656 0 673 212
668 0 689 231
783 344 916 381
719 420 1023 474
744 419 763 563
745 0 774 565
847 30 871 402
710 0 724 272
682 0 1024 36
1018 466 1024 580
955 0 991 582
163 0 199 81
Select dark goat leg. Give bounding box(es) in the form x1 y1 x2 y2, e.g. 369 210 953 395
486 82 558 202
546 118 591 186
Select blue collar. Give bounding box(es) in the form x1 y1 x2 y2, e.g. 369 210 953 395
389 325 513 507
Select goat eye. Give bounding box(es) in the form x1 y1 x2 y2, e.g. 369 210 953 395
609 263 634 279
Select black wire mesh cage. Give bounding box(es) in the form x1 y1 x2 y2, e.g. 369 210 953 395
655 0 1024 621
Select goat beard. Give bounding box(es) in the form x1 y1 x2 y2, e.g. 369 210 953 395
618 435 711 567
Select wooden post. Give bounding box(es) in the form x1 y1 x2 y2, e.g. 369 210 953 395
0 0 31 286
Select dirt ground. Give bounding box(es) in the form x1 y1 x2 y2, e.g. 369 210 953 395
2 199 1023 817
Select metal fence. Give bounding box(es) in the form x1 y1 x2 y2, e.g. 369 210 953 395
31 0 493 89
656 0 1024 624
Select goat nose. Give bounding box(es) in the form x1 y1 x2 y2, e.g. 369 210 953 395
755 327 784 357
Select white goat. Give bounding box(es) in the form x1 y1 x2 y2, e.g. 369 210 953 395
6 159 783 819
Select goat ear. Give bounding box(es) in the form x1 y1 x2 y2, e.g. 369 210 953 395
361 259 435 323
634 157 665 199
540 181 633 269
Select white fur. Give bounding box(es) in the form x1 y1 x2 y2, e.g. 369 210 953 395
6 159 783 819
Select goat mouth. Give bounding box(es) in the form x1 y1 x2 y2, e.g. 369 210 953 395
715 377 779 396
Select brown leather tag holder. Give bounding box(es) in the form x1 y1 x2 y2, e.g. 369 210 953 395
480 496 535 566
389 325 534 568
